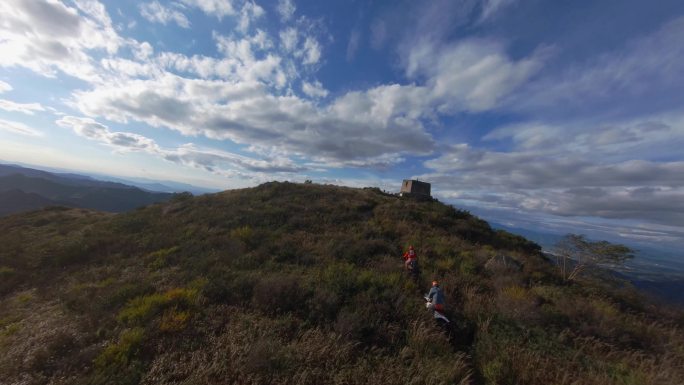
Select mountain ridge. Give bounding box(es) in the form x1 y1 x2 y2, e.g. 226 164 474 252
0 164 175 216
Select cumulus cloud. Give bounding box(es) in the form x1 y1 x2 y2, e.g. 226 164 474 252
139 1 190 28
71 74 435 167
301 36 321 65
165 144 306 173
57 116 159 152
301 80 329 99
0 118 42 136
0 80 12 93
544 187 684 224
0 0 572 180
237 1 265 33
485 115 684 164
4 1 540 170
422 143 684 227
0 0 122 81
60 8 559 170
405 38 549 112
57 116 305 175
279 27 298 52
277 0 296 22
179 0 236 18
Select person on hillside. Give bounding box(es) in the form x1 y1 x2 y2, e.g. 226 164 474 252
426 281 445 314
403 245 417 271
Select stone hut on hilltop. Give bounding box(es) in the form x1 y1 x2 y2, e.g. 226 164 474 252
400 179 431 198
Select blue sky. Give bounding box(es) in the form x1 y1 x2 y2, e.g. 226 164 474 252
1 0 683 250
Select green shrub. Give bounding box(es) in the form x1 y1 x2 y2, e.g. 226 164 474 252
146 246 179 269
230 225 254 246
117 287 199 325
96 327 144 367
459 258 477 276
203 270 254 305
159 308 190 332
0 266 14 278
252 275 307 316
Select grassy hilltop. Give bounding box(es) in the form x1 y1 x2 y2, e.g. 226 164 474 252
0 182 683 385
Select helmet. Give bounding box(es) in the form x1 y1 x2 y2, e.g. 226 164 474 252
432 281 439 287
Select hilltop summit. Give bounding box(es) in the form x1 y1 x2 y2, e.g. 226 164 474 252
0 182 682 385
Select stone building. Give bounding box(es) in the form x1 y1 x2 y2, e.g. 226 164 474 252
400 179 431 198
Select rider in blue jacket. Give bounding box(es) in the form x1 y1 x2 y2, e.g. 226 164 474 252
427 281 445 313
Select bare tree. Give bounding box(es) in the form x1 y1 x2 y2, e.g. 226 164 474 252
554 234 634 281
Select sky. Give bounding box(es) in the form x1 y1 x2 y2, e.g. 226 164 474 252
1 0 683 250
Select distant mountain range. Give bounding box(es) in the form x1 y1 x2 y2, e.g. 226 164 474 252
491 221 684 305
81 174 220 195
0 160 220 195
0 164 175 216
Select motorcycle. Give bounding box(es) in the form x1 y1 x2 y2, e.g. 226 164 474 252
424 295 450 323
406 259 420 280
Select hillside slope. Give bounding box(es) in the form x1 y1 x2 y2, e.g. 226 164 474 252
0 182 682 385
0 189 65 216
0 167 174 216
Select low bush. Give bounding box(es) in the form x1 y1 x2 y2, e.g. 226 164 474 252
93 327 146 385
118 287 199 325
252 275 307 316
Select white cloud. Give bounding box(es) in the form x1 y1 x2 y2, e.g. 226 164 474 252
57 115 305 175
179 0 236 18
0 99 46 115
70 73 435 167
277 0 296 22
0 118 42 136
0 81 12 93
346 28 361 61
1 0 542 173
165 143 306 173
237 1 265 33
301 80 328 98
0 0 124 81
421 142 684 227
485 114 684 163
405 38 549 112
134 41 154 60
139 1 190 28
480 0 517 22
509 16 684 119
301 36 321 65
210 31 285 86
57 116 159 152
279 27 298 52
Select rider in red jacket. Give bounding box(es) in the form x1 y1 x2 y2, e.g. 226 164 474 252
403 245 417 270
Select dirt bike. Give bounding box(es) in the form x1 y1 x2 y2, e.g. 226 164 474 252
406 259 420 280
424 295 450 323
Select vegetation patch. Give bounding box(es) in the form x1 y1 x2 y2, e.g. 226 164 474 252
0 182 681 385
